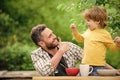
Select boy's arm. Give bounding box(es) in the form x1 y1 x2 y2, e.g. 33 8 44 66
105 63 120 75
70 24 84 42
105 63 115 69
72 31 84 42
103 33 119 52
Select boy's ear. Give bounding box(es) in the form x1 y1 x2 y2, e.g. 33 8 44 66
97 21 100 24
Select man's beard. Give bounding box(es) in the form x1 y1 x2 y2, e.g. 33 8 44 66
45 38 59 50
46 44 58 50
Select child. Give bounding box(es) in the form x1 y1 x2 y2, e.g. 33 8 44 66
70 6 119 76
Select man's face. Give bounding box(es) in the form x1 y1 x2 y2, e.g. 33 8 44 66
40 28 59 49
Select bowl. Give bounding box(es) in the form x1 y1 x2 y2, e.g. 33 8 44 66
65 68 80 76
97 69 118 76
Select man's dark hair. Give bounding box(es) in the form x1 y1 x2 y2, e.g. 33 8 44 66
30 24 46 46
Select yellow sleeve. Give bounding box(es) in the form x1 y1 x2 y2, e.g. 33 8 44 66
103 33 119 52
72 31 84 42
116 42 120 48
106 42 119 52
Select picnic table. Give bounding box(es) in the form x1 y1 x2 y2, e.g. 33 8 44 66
0 70 40 80
0 71 120 80
33 76 120 80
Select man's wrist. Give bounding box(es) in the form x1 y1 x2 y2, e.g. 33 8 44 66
57 49 65 55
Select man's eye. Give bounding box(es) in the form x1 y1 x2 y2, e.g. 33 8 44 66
48 34 52 38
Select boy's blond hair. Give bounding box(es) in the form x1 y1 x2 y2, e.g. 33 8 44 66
82 6 108 28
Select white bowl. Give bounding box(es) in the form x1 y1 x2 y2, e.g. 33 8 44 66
97 69 118 76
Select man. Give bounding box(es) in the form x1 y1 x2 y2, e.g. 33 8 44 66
30 24 120 76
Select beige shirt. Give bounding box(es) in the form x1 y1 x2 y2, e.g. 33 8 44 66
31 42 83 76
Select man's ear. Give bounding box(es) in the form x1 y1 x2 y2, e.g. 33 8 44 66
38 41 44 47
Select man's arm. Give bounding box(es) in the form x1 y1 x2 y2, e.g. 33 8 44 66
31 52 56 76
50 42 69 68
31 42 69 76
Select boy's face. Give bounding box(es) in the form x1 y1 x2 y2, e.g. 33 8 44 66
86 19 99 31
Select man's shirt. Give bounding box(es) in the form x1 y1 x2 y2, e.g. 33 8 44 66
31 42 83 76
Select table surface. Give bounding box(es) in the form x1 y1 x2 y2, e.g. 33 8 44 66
0 71 40 79
0 71 120 80
33 76 120 80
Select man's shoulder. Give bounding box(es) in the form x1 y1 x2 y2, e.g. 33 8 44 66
62 41 75 45
62 41 81 48
31 47 42 55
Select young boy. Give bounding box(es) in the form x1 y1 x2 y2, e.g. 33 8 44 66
70 6 120 76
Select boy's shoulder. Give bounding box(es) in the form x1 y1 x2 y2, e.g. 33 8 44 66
104 29 111 34
100 29 110 35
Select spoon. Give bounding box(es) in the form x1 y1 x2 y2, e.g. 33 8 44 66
60 63 67 69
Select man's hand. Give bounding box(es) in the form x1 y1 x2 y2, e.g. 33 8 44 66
58 42 70 54
50 42 69 69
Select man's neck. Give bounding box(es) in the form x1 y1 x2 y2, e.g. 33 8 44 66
45 47 58 56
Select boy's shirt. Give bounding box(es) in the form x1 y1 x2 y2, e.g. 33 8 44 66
73 29 119 66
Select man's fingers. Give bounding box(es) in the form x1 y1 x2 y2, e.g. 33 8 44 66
58 37 61 42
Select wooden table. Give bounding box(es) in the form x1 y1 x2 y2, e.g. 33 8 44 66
0 71 40 80
0 71 120 80
33 76 120 80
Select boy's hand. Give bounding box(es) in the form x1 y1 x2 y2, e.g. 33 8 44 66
70 23 77 33
114 36 120 47
114 37 120 43
70 23 76 30
116 69 120 76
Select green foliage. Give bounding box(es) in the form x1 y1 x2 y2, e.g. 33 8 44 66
96 0 120 29
0 43 35 70
0 10 18 47
106 50 120 69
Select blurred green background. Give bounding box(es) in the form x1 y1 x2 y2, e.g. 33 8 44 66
0 0 120 71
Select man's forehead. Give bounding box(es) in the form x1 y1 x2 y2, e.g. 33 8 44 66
46 28 52 31
41 28 52 37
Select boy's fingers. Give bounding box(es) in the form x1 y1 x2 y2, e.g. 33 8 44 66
114 37 119 42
